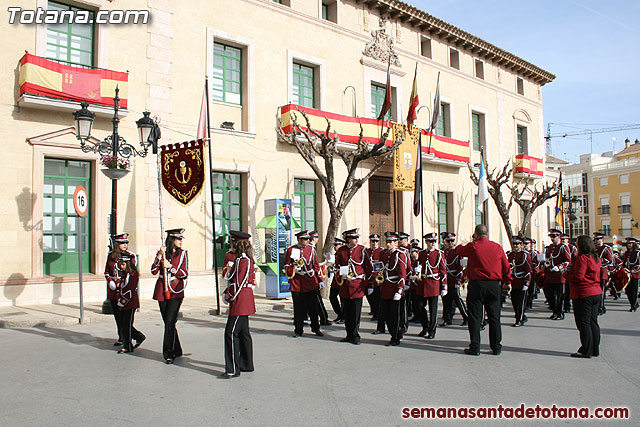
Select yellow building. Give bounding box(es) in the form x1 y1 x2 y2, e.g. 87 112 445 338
0 0 554 306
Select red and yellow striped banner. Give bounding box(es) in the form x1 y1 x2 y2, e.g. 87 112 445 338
19 53 128 108
280 104 469 163
514 154 544 176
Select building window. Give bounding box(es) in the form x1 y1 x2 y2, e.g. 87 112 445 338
435 102 450 137
474 195 486 226
600 177 608 187
449 48 460 70
620 174 629 185
273 0 291 5
213 172 242 264
475 59 484 79
294 179 316 234
371 83 392 120
619 195 631 214
601 220 611 237
43 158 91 274
321 1 337 22
437 192 451 240
517 77 525 95
582 173 588 192
471 112 485 151
420 37 432 59
517 125 528 155
292 62 315 108
46 1 95 67
213 42 242 105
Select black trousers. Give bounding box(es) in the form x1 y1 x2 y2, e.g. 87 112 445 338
405 289 415 318
224 315 254 375
417 296 438 334
329 287 342 319
158 297 183 360
510 288 527 323
526 281 537 309
119 308 145 351
376 295 386 333
294 290 320 334
626 278 639 310
548 283 565 316
109 298 123 342
399 294 408 332
443 287 468 323
316 291 329 324
379 299 401 341
599 280 608 312
341 297 363 341
563 281 572 312
572 294 601 357
366 287 380 317
467 280 502 353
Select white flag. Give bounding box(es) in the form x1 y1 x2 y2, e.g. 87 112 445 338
478 151 489 212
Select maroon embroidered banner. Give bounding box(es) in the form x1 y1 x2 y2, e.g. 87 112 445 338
161 139 205 205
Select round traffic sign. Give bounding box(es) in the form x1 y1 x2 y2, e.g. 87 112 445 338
73 186 89 217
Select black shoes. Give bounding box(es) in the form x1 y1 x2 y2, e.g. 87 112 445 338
292 331 303 337
461 320 468 326
117 349 132 354
385 339 400 346
165 358 174 364
340 337 351 342
320 321 332 326
439 321 452 327
463 348 479 356
133 336 146 349
417 329 427 337
333 318 344 324
371 330 384 335
570 352 590 358
426 332 435 339
220 372 241 379
113 341 122 347
313 330 324 337
492 348 502 356
512 322 521 327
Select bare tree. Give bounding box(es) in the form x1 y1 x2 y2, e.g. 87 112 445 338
277 108 403 257
468 158 558 248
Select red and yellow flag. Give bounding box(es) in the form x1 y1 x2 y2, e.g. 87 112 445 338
406 64 419 128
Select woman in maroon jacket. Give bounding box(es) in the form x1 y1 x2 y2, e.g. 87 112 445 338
222 231 256 378
115 253 145 354
567 235 602 358
104 233 129 346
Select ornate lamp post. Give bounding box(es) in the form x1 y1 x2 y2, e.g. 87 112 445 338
563 186 580 243
73 87 156 314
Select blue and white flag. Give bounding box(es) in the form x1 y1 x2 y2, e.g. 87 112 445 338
478 151 489 212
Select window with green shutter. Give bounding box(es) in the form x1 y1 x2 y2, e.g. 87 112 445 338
43 158 91 274
46 2 94 67
294 179 316 234
371 83 391 120
435 103 449 137
437 192 449 242
472 112 481 151
213 43 242 105
293 63 315 108
213 172 242 265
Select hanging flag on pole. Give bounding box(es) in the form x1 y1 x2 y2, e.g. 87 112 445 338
478 150 489 212
555 172 565 230
427 72 440 154
377 59 392 121
406 64 419 129
413 132 423 217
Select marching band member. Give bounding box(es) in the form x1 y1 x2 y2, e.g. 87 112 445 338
222 231 256 378
366 234 383 321
408 241 421 323
152 228 189 364
523 237 539 309
329 238 345 324
335 228 372 345
544 229 571 320
284 230 324 337
507 237 532 327
594 232 617 314
441 232 469 326
621 237 640 312
115 252 145 353
567 235 602 358
562 234 578 313
396 232 411 334
416 232 447 339
310 230 331 326
104 233 130 346
379 232 407 346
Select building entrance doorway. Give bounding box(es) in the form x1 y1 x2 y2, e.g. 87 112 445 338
369 176 398 236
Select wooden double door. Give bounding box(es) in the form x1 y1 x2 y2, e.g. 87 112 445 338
369 176 400 236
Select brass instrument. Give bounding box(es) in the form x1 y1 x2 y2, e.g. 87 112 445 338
346 271 355 281
285 264 296 279
336 273 344 286
296 258 305 267
375 270 385 285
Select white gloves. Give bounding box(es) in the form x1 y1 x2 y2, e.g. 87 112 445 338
523 286 529 291
249 284 256 290
222 293 229 304
551 266 559 272
319 281 325 289
409 275 418 280
393 292 402 301
441 290 447 297
415 265 422 274
108 280 116 291
367 288 374 295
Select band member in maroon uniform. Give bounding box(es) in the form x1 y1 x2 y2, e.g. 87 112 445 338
621 237 640 312
152 228 189 364
523 237 539 309
441 232 469 326
416 232 447 339
379 232 407 346
544 228 571 320
310 230 330 326
562 233 578 313
114 253 145 353
104 233 130 346
408 241 421 323
507 237 532 327
222 231 256 378
396 232 411 333
335 228 373 345
593 232 616 314
567 235 602 358
284 231 323 337
458 225 511 356
366 234 383 321
329 238 345 323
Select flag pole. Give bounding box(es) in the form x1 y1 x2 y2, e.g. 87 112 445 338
204 77 221 316
427 72 440 155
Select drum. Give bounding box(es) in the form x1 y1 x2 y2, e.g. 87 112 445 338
611 268 631 293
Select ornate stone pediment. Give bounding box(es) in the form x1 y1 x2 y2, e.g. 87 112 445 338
362 16 401 67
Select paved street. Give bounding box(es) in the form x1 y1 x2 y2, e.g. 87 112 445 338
1 296 638 426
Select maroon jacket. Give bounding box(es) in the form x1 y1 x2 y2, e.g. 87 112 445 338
367 246 384 288
507 250 532 289
457 237 511 283
622 249 640 279
380 248 407 300
335 244 373 299
284 244 320 293
223 254 256 317
568 254 602 299
116 270 140 311
104 257 118 300
152 249 189 301
544 243 571 284
596 244 616 281
444 246 463 288
417 248 447 297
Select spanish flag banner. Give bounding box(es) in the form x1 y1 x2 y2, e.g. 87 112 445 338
555 172 565 229
393 124 420 191
515 154 544 176
19 53 128 108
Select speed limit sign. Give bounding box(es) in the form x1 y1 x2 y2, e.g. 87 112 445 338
73 186 89 217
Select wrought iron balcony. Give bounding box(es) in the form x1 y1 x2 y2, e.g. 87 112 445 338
618 204 632 214
598 228 611 237
598 206 610 215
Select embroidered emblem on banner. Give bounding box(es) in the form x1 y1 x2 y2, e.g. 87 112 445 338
161 139 205 205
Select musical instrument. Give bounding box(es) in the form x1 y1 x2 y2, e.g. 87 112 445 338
285 264 296 279
375 270 385 285
319 264 328 280
535 265 548 290
296 258 305 267
610 268 631 293
161 251 171 300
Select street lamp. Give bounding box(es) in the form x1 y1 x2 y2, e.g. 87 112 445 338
562 186 580 243
73 87 156 314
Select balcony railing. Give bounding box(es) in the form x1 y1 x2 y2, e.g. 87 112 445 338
598 206 610 215
619 228 634 237
618 204 632 214
599 228 611 237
